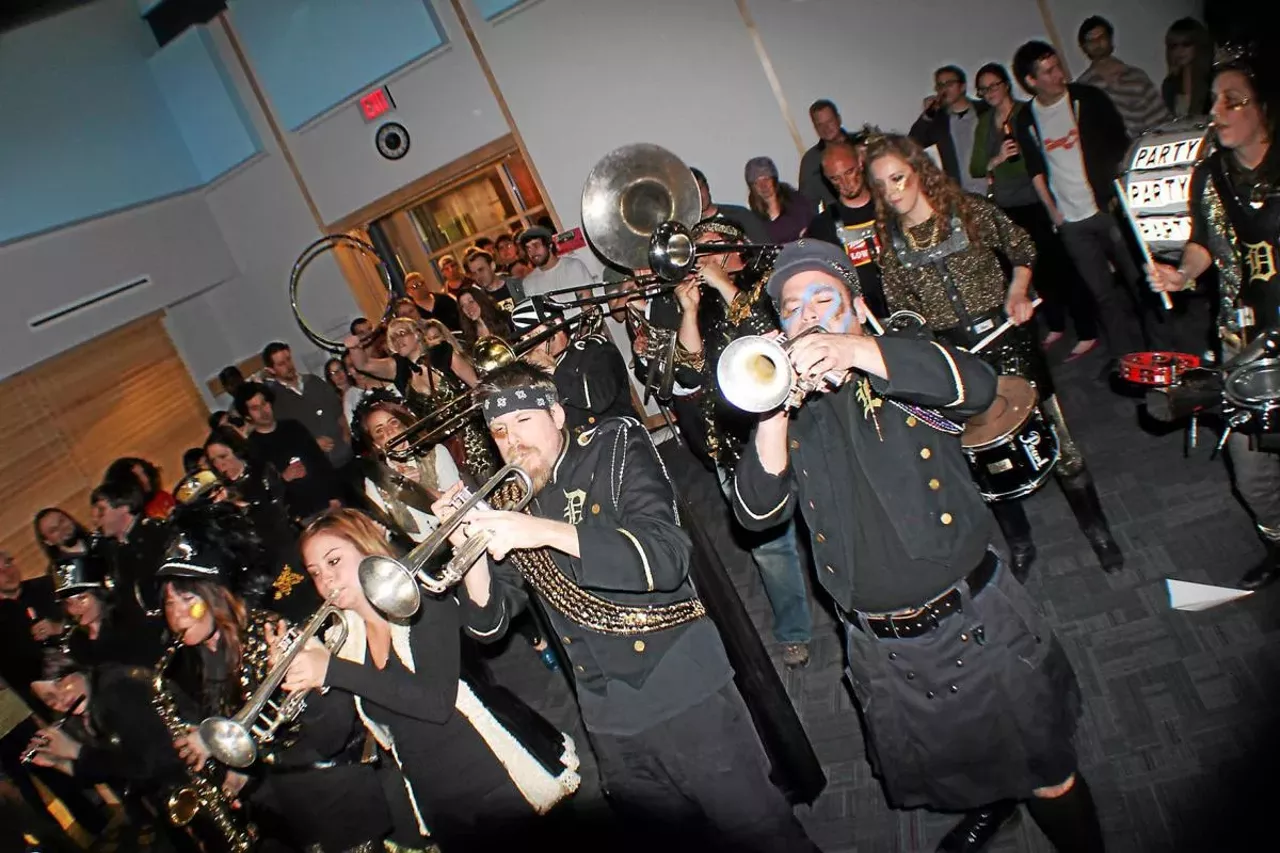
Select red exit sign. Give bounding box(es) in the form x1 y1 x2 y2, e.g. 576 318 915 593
359 87 395 122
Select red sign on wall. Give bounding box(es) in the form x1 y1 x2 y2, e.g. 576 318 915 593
359 87 395 122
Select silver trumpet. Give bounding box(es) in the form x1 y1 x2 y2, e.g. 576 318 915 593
359 463 534 620
717 327 848 413
198 591 349 769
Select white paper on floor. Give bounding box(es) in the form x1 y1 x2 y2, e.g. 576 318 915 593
1166 578 1254 611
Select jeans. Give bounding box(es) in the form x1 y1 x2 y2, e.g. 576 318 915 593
718 468 812 644
1057 211 1174 354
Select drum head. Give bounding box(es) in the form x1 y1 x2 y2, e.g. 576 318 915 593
1226 358 1280 406
962 376 1038 448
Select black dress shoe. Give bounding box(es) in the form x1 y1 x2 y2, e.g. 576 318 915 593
1085 529 1124 573
1010 541 1037 584
1239 557 1280 590
936 801 1019 853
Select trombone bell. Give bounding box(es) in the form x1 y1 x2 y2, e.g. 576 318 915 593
358 555 423 620
198 717 258 770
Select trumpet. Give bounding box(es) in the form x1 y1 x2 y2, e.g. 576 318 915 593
717 327 849 413
198 591 349 769
360 464 534 619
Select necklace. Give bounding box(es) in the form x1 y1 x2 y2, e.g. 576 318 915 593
903 214 940 250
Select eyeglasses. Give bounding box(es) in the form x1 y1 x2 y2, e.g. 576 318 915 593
976 82 1005 95
934 79 962 91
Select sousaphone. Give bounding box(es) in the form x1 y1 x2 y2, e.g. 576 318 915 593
289 233 395 353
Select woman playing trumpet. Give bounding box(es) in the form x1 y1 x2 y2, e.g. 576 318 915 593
156 501 390 852
283 508 580 851
347 317 499 481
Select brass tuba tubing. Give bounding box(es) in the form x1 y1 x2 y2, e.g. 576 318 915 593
358 464 534 619
290 234 395 354
198 591 349 769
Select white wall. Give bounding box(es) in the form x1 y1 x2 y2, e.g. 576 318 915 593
0 190 238 380
467 0 800 226
163 20 360 404
287 3 510 224
1048 0 1202 87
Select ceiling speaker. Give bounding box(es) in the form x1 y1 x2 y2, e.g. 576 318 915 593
375 122 410 160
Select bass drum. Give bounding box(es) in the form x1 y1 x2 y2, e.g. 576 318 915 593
1119 117 1214 261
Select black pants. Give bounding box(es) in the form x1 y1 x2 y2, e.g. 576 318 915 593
1003 203 1097 340
591 685 816 853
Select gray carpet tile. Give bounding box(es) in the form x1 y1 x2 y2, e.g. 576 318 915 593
481 325 1280 852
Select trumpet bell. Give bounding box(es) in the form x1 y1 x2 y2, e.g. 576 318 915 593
648 221 696 282
718 336 795 413
581 143 701 270
199 717 257 769
359 555 422 620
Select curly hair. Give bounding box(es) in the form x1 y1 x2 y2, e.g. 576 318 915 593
863 132 980 257
352 391 417 456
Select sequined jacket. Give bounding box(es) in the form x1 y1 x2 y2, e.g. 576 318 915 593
879 196 1036 333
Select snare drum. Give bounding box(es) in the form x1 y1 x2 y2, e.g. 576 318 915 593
1224 357 1280 431
961 376 1060 502
1118 351 1202 386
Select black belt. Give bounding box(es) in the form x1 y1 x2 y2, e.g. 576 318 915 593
851 550 998 640
936 309 1005 350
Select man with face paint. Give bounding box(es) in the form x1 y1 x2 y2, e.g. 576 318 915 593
732 240 1107 853
440 362 820 851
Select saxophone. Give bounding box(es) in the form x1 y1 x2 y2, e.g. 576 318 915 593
152 641 256 852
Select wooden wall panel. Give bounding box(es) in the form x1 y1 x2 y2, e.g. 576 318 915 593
0 315 209 580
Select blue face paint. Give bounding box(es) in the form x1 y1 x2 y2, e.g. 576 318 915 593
791 280 853 334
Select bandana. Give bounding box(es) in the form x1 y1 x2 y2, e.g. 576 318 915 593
482 385 559 424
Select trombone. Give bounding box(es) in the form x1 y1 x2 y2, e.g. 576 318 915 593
198 591 349 768
359 464 534 619
381 311 602 462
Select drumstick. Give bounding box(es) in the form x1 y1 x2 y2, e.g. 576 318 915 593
1112 178 1174 311
966 298 1043 354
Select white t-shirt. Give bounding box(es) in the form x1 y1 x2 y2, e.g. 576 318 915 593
520 255 595 298
1032 94 1098 222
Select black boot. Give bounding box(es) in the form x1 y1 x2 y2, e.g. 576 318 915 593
1024 774 1106 853
935 801 1019 852
1239 537 1280 590
1060 472 1123 573
992 500 1037 583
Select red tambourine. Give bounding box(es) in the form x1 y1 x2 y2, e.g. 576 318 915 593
1118 351 1202 386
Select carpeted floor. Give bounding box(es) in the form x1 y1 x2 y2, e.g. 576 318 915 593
483 314 1280 853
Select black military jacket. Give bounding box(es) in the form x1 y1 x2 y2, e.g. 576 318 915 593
464 418 733 736
734 334 998 613
553 331 635 434
106 515 171 617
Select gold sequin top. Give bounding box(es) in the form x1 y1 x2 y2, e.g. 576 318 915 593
880 196 1036 330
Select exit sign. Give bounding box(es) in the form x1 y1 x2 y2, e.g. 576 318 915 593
359 87 395 122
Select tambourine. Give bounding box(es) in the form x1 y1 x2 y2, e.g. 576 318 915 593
1118 351 1202 386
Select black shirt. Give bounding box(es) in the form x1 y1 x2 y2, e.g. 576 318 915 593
734 334 998 612
807 198 889 318
554 333 635 434
65 604 164 670
0 577 60 700
423 293 462 333
248 419 344 521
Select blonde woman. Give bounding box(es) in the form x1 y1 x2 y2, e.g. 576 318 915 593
284 508 579 850
347 317 496 479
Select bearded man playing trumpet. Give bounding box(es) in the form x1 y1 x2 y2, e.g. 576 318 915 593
731 240 1105 853
154 500 390 852
433 362 820 852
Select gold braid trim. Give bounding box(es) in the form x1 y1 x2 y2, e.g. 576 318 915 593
726 278 767 325
152 642 256 851
492 482 706 636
